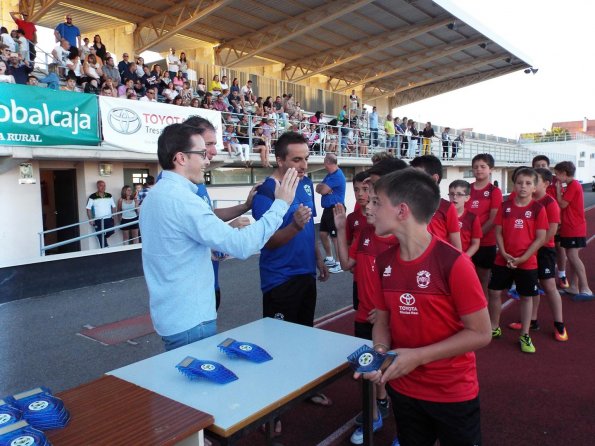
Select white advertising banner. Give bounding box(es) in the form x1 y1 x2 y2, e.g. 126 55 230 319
99 97 223 153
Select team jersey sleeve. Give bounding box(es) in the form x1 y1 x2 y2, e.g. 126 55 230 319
252 181 274 221
536 205 549 231
494 204 503 226
490 187 503 209
561 180 578 203
472 214 483 239
449 255 487 316
546 199 561 224
446 202 461 234
370 252 390 311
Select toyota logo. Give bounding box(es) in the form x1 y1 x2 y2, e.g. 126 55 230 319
399 293 415 306
107 108 141 135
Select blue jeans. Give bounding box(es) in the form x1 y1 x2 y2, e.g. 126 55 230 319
161 319 217 351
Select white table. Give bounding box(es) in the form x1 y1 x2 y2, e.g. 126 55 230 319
109 317 370 444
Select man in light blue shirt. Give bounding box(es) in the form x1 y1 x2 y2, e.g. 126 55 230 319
140 123 299 351
369 106 379 147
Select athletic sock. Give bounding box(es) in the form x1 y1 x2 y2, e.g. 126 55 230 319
558 270 566 278
554 321 565 334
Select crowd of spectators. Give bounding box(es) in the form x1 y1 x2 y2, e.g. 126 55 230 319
1 13 467 161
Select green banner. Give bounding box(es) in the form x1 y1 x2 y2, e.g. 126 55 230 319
0 83 100 146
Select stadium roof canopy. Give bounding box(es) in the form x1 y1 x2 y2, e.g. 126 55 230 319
28 0 532 108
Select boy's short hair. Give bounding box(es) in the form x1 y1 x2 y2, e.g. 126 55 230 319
409 155 443 183
514 167 538 184
449 179 471 195
532 154 550 167
554 161 576 177
511 165 530 182
371 151 392 164
534 167 553 184
366 158 408 177
472 153 495 168
374 168 440 224
353 171 370 185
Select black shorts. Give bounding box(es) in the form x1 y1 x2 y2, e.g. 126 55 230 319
263 274 317 327
488 265 539 297
319 206 337 237
354 320 373 340
352 280 359 310
559 237 587 249
472 245 496 270
537 247 556 280
121 217 139 231
387 386 481 446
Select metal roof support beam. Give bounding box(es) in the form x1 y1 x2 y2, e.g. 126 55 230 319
20 0 60 22
287 15 452 82
388 65 524 108
337 37 487 92
134 0 232 53
365 55 516 102
217 0 374 67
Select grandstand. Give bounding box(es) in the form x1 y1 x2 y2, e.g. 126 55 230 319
0 0 585 267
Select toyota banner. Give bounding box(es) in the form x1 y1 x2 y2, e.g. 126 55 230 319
99 97 223 153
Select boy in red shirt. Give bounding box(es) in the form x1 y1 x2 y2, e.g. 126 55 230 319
449 180 482 257
466 154 503 300
359 168 490 446
346 171 371 311
488 168 548 353
508 168 568 341
410 155 462 250
553 161 592 299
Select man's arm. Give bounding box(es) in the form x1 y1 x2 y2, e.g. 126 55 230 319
316 183 332 195
54 26 61 43
264 204 311 249
333 204 356 271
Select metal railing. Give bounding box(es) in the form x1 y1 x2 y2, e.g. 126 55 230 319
39 207 140 256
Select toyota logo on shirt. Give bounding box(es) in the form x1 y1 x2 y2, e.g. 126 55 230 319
400 293 416 306
107 108 142 134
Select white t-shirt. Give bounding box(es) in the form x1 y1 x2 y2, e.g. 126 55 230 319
167 54 180 72
54 44 70 67
0 33 16 52
86 193 116 219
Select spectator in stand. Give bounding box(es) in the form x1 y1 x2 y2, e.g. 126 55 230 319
26 75 38 86
140 87 158 102
141 65 156 90
101 78 118 96
102 56 121 85
441 127 451 160
229 90 242 114
220 75 229 91
209 74 222 95
190 97 200 108
349 89 359 110
162 81 178 103
134 56 145 77
52 38 70 76
118 52 130 79
65 47 82 82
92 35 107 61
252 125 270 167
384 114 395 153
253 96 264 116
7 52 32 84
0 60 16 83
196 77 206 97
61 77 79 92
369 106 379 148
338 105 347 122
0 45 10 64
172 70 185 90
15 29 29 62
10 11 37 61
167 48 179 80
83 53 103 83
399 116 408 155
241 79 255 104
1 28 16 52
172 96 184 106
309 111 322 125
118 79 134 97
54 14 80 49
133 78 145 97
100 85 114 96
202 92 214 109
407 119 419 158
229 77 240 96
273 96 287 121
179 52 188 79
452 132 464 158
79 37 91 61
211 94 226 112
123 62 138 83
236 114 250 144
179 81 194 105
421 122 435 156
137 175 155 206
86 180 116 248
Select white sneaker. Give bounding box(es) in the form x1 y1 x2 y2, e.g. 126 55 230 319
328 264 342 274
324 257 336 267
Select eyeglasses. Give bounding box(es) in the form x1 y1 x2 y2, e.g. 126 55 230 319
448 193 468 198
182 150 207 160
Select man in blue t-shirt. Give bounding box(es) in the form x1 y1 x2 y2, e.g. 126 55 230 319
252 132 330 327
54 14 80 49
316 153 346 273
